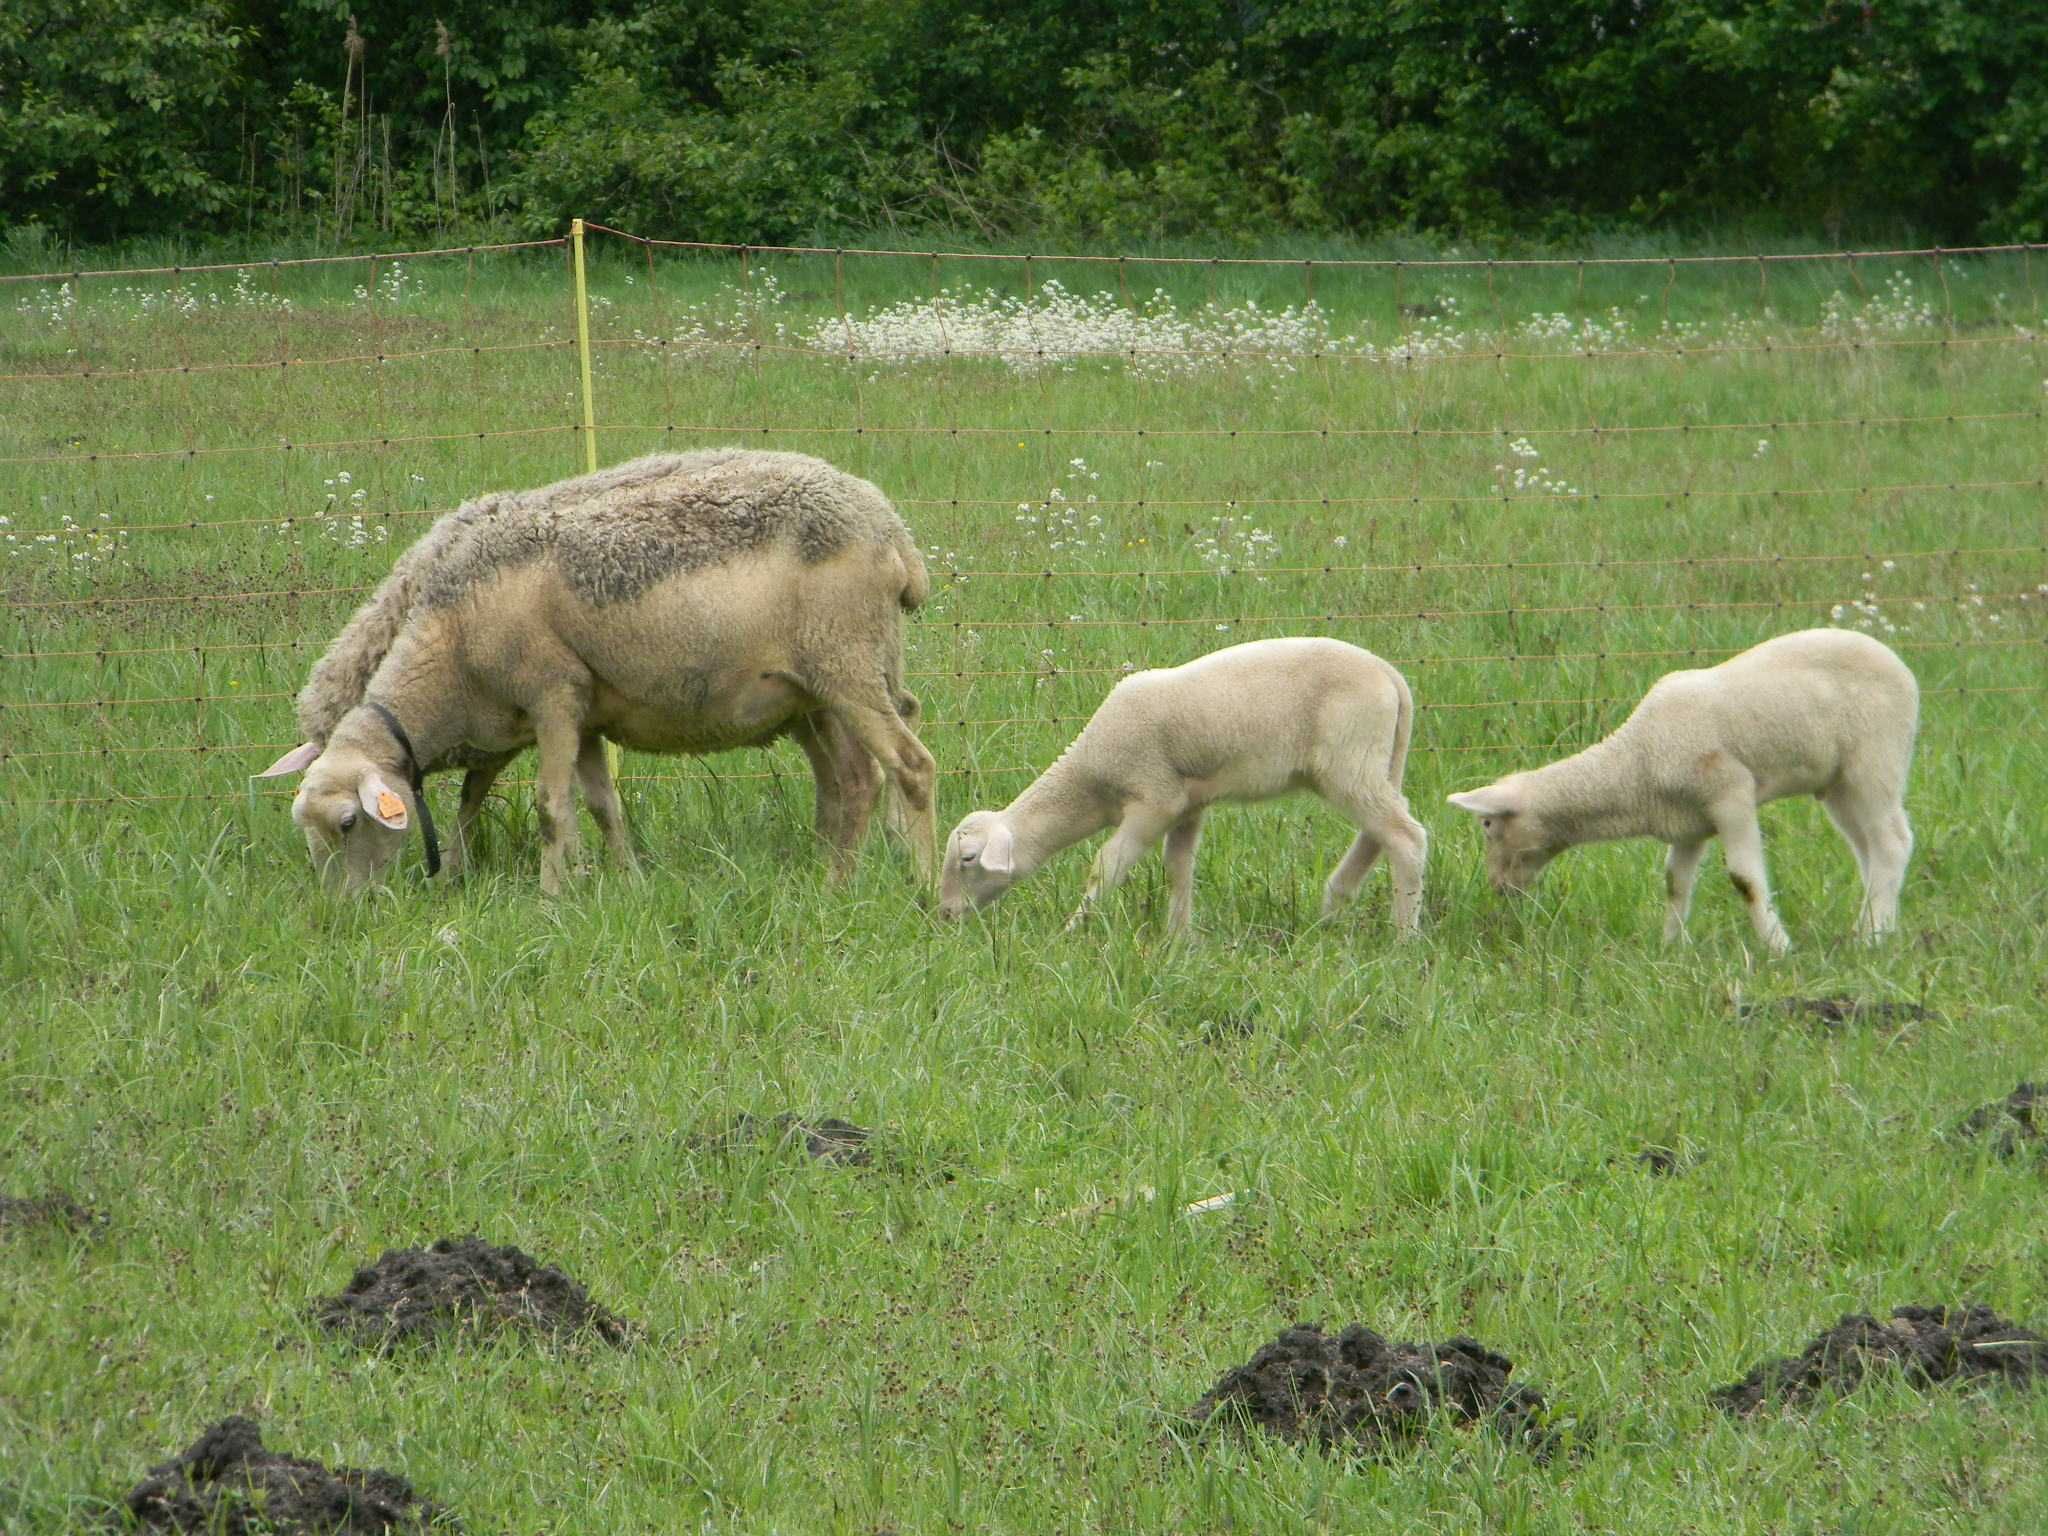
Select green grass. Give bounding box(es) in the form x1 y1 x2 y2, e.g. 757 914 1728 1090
2 235 2046 1534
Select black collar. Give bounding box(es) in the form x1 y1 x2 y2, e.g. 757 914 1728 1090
363 700 441 877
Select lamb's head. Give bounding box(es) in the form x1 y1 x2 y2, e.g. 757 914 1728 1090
257 737 415 894
939 810 1020 918
1447 779 1561 894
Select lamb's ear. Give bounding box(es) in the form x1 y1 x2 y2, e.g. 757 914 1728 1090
1447 786 1517 819
257 741 322 778
358 771 410 831
980 820 1016 875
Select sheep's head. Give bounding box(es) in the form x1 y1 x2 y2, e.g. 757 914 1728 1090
939 810 1019 918
1447 780 1560 894
257 739 414 894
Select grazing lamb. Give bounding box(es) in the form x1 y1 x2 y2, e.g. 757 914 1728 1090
938 638 1427 936
1446 628 1918 953
257 449 937 895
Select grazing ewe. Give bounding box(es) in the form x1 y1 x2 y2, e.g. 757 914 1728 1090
1446 628 1918 953
938 638 1427 936
258 449 936 895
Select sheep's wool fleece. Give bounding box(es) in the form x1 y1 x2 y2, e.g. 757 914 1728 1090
411 449 912 610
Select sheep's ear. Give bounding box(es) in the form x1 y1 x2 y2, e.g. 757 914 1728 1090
358 771 410 831
1447 787 1516 819
257 741 322 778
980 820 1016 875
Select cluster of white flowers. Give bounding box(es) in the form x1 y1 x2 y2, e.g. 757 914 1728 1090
352 261 419 307
12 269 296 327
1013 458 1109 553
1820 272 1939 340
1519 305 1637 350
2 505 126 566
632 273 794 359
805 279 1360 381
1494 436 1582 499
266 469 390 551
1829 559 1905 635
1191 509 1281 580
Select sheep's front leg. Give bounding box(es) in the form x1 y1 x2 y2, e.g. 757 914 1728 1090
1065 806 1176 933
1713 806 1790 955
532 709 585 897
575 734 638 873
1662 838 1707 944
1162 812 1205 935
443 761 505 880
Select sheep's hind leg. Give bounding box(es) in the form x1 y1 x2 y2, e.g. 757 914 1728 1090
1162 811 1205 935
1712 800 1790 955
836 697 938 886
532 705 587 896
575 734 638 874
1066 805 1177 933
1662 838 1707 944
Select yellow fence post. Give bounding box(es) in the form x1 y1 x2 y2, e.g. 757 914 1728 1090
571 218 621 783
571 218 600 475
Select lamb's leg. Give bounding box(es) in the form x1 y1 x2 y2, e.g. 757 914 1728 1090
1379 810 1428 938
1713 802 1790 955
1322 832 1382 918
444 759 507 880
1162 811 1205 935
1662 838 1707 944
1822 779 1909 939
574 734 638 873
532 706 586 897
1855 804 1913 940
1321 790 1426 937
1065 805 1177 932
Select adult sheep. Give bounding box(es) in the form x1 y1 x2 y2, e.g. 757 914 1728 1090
258 449 937 895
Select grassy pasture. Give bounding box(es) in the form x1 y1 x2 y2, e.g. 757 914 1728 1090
2 235 2045 1533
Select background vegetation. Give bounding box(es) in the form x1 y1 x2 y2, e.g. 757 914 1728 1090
5 0 2048 254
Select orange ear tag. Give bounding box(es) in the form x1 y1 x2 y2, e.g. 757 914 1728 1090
377 791 406 824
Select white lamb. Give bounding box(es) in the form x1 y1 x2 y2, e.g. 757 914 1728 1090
938 637 1427 936
1446 628 1918 953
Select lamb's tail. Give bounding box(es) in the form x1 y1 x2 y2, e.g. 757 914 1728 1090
1384 661 1415 788
292 509 470 741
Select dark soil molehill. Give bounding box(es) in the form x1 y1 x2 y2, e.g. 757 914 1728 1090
702 1112 873 1165
0 1191 103 1234
118 1416 453 1533
1628 1145 1695 1176
1712 1304 2048 1415
1187 1323 1560 1459
312 1236 633 1350
1954 1082 2044 1159
1737 996 1929 1030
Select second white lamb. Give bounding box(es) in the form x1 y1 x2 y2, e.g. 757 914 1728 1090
938 637 1427 936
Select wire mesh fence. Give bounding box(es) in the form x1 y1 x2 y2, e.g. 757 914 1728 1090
2 226 2043 816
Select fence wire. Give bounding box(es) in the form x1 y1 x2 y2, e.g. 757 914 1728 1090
3 226 2044 813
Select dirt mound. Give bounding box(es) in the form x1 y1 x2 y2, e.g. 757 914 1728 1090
700 1113 873 1165
311 1236 634 1350
1954 1082 2043 1159
1737 996 1929 1030
1187 1323 1560 1459
1630 1145 1694 1176
1712 1304 2048 1414
118 1416 453 1533
0 1191 103 1234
